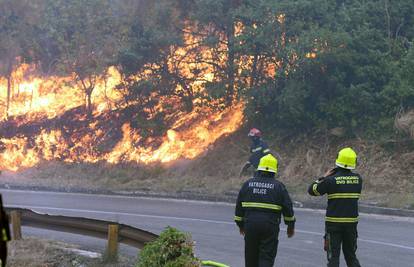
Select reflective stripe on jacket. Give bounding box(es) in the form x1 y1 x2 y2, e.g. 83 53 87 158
235 173 295 228
248 140 270 168
308 168 362 224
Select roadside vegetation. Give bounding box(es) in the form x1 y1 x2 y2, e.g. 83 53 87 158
136 227 200 267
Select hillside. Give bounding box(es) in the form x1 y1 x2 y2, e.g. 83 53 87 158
1 126 413 209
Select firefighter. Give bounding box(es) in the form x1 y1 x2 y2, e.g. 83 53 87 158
235 154 295 267
308 147 362 267
0 195 10 267
239 128 271 177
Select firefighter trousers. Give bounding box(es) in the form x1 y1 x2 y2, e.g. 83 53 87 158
325 223 361 267
0 241 7 267
244 219 279 267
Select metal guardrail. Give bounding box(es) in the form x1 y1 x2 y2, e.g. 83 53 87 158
5 207 158 249
5 207 230 266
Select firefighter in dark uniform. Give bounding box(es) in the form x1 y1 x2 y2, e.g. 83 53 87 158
308 147 362 267
0 195 10 267
235 154 295 267
239 128 271 177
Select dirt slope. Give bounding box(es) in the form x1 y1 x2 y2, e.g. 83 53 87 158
0 127 413 209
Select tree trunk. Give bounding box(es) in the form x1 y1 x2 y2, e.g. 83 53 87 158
80 78 94 118
226 18 235 105
6 74 12 120
176 76 194 112
225 0 236 105
86 90 92 116
250 50 259 88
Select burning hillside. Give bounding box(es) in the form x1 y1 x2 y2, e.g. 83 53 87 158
0 63 244 172
0 64 123 122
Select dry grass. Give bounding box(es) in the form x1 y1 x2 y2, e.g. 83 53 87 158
395 109 414 139
0 131 413 208
7 237 134 267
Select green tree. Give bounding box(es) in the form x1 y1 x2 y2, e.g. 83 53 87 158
42 0 120 117
191 0 244 104
0 0 42 119
240 0 414 136
236 0 334 127
116 0 190 122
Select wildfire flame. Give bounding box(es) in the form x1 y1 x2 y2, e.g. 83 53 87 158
0 64 122 122
107 104 244 164
0 23 247 172
0 67 244 171
0 103 243 171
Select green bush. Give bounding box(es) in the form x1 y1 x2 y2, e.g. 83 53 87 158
136 227 201 267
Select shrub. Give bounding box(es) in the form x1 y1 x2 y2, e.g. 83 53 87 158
136 227 201 267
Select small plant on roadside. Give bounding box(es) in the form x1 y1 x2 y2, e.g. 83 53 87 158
136 227 201 267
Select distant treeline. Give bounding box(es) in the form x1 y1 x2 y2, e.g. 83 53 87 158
0 0 413 137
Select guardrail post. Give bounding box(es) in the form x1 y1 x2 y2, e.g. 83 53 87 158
105 224 118 262
10 211 22 240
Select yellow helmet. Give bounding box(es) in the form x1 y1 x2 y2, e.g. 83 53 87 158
257 154 278 173
335 147 357 169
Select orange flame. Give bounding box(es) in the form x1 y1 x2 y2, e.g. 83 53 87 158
0 24 247 171
0 63 244 171
107 104 244 164
0 64 122 122
0 103 243 170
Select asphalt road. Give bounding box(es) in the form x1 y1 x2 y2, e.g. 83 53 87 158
1 189 413 267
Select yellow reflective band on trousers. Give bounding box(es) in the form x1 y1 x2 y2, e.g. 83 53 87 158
1 228 6 241
242 202 282 211
234 216 243 222
325 216 359 223
312 184 320 196
284 216 295 221
327 193 360 199
202 260 230 267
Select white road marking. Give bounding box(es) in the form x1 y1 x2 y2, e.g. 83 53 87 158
2 189 414 222
358 239 414 251
13 204 414 251
288 228 414 251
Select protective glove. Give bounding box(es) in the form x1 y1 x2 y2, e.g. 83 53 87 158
324 168 336 177
239 162 251 177
324 234 329 251
287 225 295 238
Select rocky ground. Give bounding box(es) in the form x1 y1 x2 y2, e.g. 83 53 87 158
7 237 135 267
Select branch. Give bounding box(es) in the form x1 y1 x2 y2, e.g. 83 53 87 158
384 0 391 52
395 19 405 39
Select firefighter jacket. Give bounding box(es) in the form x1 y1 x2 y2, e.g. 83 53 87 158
234 174 295 229
248 139 271 169
308 167 362 224
0 195 10 242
